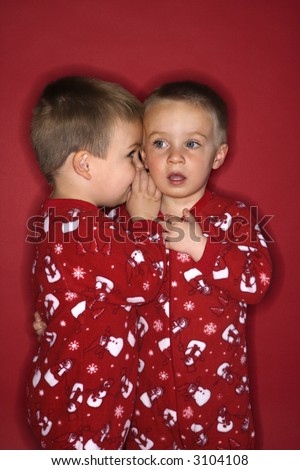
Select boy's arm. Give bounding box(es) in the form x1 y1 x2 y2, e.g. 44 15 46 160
164 202 272 304
81 167 165 306
94 172 165 305
33 169 165 338
196 202 272 304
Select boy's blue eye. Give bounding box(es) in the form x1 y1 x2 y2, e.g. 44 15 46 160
153 140 167 148
128 150 137 158
186 140 200 149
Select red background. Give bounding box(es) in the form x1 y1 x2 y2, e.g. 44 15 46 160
0 0 299 450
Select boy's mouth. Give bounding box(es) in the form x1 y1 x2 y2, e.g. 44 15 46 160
168 173 186 184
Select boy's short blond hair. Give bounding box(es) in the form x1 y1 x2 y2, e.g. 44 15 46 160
144 80 228 145
31 76 143 184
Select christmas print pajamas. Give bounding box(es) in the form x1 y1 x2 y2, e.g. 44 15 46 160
125 191 272 450
26 199 166 450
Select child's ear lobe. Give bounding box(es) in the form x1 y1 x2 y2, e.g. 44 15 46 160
140 148 149 169
73 151 92 180
212 144 228 170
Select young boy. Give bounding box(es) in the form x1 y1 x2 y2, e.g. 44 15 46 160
124 81 272 450
26 76 166 450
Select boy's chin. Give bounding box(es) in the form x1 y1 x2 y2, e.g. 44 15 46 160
114 195 127 207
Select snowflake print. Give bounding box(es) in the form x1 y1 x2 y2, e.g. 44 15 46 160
259 272 270 286
60 320 66 327
159 371 169 381
184 300 195 311
143 281 150 291
68 208 80 217
177 253 192 263
68 340 79 351
203 322 217 335
182 406 194 419
240 355 247 365
65 291 78 301
54 244 63 254
153 319 163 332
72 266 86 280
87 363 98 374
114 405 124 419
171 281 178 287
38 389 45 396
148 349 154 356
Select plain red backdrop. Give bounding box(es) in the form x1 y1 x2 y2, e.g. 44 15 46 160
0 0 299 450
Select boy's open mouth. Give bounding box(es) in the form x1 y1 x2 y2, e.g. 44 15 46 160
168 173 186 184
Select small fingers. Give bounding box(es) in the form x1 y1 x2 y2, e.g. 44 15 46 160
146 174 159 196
36 325 46 335
133 152 145 171
131 167 145 192
33 321 46 337
164 214 182 225
159 221 169 232
131 165 146 189
33 312 46 336
182 208 196 223
34 311 42 323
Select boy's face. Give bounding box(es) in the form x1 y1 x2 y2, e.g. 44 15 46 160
142 99 227 207
91 119 142 207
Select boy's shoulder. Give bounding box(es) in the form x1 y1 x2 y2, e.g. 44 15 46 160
35 198 105 239
39 198 101 219
105 203 127 221
201 190 249 215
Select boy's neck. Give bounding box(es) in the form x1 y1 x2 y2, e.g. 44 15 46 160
50 187 95 205
161 191 207 217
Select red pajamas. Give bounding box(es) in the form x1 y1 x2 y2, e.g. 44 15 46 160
26 199 166 450
125 190 272 450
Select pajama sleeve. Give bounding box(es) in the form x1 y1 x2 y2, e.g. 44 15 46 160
72 214 166 308
188 201 272 304
34 206 167 322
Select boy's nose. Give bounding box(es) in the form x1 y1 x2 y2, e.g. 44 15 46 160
167 150 185 164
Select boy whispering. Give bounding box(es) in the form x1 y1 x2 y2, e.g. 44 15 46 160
26 76 166 449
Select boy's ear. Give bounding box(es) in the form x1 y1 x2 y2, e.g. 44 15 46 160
140 148 149 169
212 144 228 170
73 151 92 180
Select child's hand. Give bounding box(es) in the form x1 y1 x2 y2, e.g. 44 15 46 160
33 312 47 339
161 208 207 261
126 168 162 221
132 152 145 172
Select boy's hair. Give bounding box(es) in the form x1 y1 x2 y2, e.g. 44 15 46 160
144 80 228 144
31 76 143 184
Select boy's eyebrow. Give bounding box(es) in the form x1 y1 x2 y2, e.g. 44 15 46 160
128 142 142 148
147 131 207 139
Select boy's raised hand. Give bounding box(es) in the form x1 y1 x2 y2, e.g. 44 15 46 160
161 208 207 261
126 164 162 221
